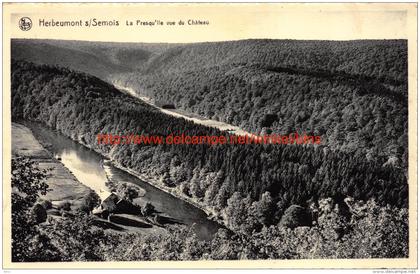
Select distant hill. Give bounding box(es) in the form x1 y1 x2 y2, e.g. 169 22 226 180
11 60 408 224
140 39 407 83
14 39 407 82
12 39 408 162
11 39 180 78
111 39 408 161
10 60 409 260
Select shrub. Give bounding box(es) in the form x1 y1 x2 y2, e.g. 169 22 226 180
80 191 101 213
278 205 312 228
58 201 72 211
142 202 155 217
38 199 52 210
116 183 139 202
31 203 47 224
75 203 90 214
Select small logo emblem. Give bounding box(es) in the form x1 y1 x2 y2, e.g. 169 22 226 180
19 17 32 31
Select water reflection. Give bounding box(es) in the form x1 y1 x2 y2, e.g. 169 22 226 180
60 149 107 193
25 121 221 240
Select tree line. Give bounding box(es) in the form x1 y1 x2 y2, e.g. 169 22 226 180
12 60 408 227
11 157 408 261
112 39 407 163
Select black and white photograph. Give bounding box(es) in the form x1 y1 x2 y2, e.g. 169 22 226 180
3 2 417 269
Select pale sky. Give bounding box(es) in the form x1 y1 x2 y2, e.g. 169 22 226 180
4 3 417 43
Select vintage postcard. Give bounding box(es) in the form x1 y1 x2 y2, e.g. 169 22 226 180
2 2 418 269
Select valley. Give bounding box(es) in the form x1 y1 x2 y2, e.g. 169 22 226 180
10 38 409 261
113 82 251 136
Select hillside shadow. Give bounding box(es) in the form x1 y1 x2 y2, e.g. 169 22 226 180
110 215 153 228
92 219 126 231
158 215 184 225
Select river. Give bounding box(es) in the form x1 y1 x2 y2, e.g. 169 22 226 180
24 121 222 241
112 83 252 136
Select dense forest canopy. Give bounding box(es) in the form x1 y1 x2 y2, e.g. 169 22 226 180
112 40 408 162
10 38 410 261
11 39 180 78
138 39 407 82
11 60 408 228
12 39 408 163
12 39 407 81
12 157 408 261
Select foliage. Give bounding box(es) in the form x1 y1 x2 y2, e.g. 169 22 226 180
114 40 408 163
142 202 155 217
79 190 101 214
38 199 52 210
10 40 410 261
11 60 408 232
115 182 139 202
58 201 72 211
278 205 311 228
43 198 408 261
42 213 106 261
11 157 59 262
10 157 408 261
31 203 47 224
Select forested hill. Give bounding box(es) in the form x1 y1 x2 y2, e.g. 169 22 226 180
12 60 408 233
139 39 407 82
113 39 408 163
11 39 179 78
13 39 407 83
12 39 408 164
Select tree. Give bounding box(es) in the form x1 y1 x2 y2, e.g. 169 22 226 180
43 213 106 261
142 202 155 217
11 157 58 262
279 205 312 229
115 183 139 202
224 192 252 232
31 204 47 224
80 190 101 214
253 192 276 227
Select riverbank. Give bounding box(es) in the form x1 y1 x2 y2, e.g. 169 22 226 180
14 122 169 235
20 120 223 237
12 122 92 208
74 132 227 228
110 160 223 222
112 81 251 136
